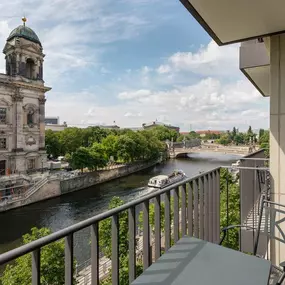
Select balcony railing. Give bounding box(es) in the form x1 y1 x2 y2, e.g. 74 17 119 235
239 150 270 255
0 167 221 285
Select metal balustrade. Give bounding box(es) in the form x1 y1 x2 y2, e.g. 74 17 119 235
0 167 221 285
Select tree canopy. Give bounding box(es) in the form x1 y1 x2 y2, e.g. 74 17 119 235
1 227 76 285
46 126 167 171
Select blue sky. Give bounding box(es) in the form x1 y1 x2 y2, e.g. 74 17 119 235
0 0 269 131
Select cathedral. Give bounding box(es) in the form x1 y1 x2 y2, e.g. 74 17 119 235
0 18 51 175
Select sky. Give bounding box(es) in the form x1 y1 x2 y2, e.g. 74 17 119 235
0 0 269 131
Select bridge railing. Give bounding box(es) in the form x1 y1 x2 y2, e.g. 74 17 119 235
0 167 221 285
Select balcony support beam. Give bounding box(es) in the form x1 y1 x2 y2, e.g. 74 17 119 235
270 33 285 265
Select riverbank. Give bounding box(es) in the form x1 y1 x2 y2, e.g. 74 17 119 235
0 160 161 213
0 153 240 259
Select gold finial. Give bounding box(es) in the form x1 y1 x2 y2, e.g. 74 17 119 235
22 16 27 26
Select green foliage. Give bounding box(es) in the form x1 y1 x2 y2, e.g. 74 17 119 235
1 227 76 285
99 197 143 285
45 126 166 171
220 169 240 250
204 132 220 140
99 197 128 258
100 256 143 285
58 127 84 155
247 125 253 136
214 126 259 146
145 125 178 142
259 129 265 140
101 135 119 161
233 133 245 145
177 131 201 142
217 134 231 145
259 130 269 157
69 147 95 172
45 130 61 158
138 201 166 233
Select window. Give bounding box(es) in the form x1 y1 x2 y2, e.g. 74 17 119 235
26 58 35 79
0 160 6 176
27 109 34 126
0 108 6 124
0 138 6 149
27 159 36 170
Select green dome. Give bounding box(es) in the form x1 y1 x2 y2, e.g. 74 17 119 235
7 25 41 46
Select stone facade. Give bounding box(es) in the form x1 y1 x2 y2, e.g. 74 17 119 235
0 22 51 174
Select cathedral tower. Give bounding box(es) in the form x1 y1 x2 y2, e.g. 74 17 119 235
0 18 51 174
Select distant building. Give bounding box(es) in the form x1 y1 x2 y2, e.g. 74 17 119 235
195 130 224 137
45 116 67 132
45 117 59 125
142 121 180 133
45 123 67 132
123 127 143 132
98 125 120 130
180 132 190 136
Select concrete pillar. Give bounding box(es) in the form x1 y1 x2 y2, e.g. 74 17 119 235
269 34 285 265
38 97 46 149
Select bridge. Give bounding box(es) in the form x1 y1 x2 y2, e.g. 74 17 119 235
168 142 257 159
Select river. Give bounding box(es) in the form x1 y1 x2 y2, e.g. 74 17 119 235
0 153 241 265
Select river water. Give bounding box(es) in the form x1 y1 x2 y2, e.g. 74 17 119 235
0 153 241 265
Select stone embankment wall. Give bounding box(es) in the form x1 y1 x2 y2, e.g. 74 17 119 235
0 179 60 212
60 160 158 195
0 160 159 212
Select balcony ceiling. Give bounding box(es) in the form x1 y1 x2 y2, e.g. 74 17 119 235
180 0 285 45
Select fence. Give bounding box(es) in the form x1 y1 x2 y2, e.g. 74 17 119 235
0 167 221 285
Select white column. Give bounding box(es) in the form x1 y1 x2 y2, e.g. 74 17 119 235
270 34 285 265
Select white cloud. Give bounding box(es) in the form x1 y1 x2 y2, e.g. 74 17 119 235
118 89 151 99
156 64 171 74
0 0 269 132
124 112 143 117
46 75 269 131
165 40 240 77
0 0 152 86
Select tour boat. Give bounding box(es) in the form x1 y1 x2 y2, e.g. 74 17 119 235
148 170 186 189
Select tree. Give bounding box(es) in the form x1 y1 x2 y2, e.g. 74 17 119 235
101 135 119 161
233 133 245 145
45 126 168 167
247 126 253 135
1 227 76 285
232 127 237 138
69 147 93 172
99 197 143 285
82 126 109 147
259 128 265 140
146 126 178 142
58 127 84 154
116 135 137 162
259 130 269 157
45 130 61 158
220 169 240 250
140 130 166 161
89 143 108 169
218 134 231 146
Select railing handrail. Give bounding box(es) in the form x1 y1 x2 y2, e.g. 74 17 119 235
0 166 220 265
